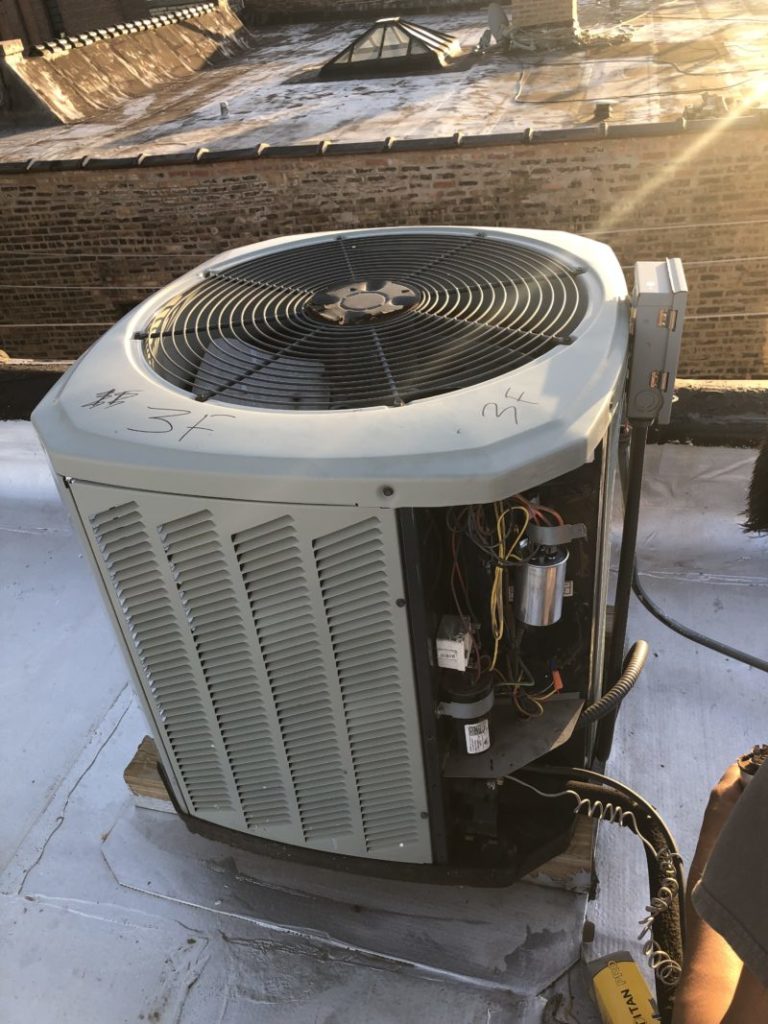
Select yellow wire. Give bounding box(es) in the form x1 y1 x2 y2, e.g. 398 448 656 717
512 685 544 718
489 503 529 671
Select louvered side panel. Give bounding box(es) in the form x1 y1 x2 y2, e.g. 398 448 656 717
234 516 354 841
88 502 231 813
158 510 291 829
75 485 430 861
314 518 420 853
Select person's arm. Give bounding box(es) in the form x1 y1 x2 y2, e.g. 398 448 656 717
672 765 744 1024
722 963 768 1022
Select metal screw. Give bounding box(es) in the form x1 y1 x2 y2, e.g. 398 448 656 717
396 598 406 607
381 485 394 497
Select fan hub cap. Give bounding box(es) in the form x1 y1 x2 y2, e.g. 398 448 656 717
310 281 418 325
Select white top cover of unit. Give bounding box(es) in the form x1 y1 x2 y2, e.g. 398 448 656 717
33 226 628 507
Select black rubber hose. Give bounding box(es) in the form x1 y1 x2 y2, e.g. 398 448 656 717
632 569 768 674
520 767 685 1024
616 425 768 674
535 763 686 942
608 423 649 685
576 640 649 728
567 779 683 1024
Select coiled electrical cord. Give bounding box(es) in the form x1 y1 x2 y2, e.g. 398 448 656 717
640 846 682 987
536 764 685 921
508 768 685 1023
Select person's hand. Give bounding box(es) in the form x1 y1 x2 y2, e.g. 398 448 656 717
701 762 743 836
691 762 743 878
674 764 758 1024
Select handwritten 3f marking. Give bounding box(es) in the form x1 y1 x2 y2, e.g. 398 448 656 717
81 389 235 442
127 407 235 442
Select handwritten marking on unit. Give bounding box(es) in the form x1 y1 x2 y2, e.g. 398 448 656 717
81 388 141 409
81 392 236 441
482 402 519 423
481 389 539 422
126 407 235 441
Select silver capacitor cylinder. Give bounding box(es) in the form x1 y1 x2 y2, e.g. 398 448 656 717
513 548 568 626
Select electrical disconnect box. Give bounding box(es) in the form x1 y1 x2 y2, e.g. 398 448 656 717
628 258 688 424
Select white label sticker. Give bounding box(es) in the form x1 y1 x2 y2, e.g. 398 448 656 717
436 637 469 671
464 719 491 755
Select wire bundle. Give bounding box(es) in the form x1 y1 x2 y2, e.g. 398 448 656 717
489 502 529 670
446 497 566 713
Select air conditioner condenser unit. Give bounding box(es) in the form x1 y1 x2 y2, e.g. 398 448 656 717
32 227 682 881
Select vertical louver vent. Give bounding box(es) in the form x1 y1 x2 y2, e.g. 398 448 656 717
158 510 291 828
77 483 431 862
233 516 354 841
314 519 420 852
89 502 232 813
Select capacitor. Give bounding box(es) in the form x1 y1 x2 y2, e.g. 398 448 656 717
438 674 494 756
513 547 568 626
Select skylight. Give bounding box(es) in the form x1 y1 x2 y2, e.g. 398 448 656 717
320 18 461 79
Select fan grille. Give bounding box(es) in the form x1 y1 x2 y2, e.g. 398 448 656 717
141 232 588 411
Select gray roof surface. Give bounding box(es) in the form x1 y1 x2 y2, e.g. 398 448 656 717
4 420 767 1022
0 0 765 161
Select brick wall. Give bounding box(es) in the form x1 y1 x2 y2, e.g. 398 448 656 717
239 0 573 29
240 0 485 25
0 0 148 48
1 123 767 376
0 0 53 48
510 0 576 31
57 0 149 36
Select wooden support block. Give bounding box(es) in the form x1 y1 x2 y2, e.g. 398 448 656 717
124 735 171 802
523 816 596 893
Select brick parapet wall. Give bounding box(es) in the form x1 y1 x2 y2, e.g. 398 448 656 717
2 4 247 124
239 0 572 28
510 0 576 31
0 0 149 49
58 0 149 36
1 123 767 376
0 1 50 49
240 0 486 24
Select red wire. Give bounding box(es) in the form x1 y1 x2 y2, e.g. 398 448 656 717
450 530 464 618
536 504 565 526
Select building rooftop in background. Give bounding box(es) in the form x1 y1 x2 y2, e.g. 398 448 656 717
0 0 765 163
